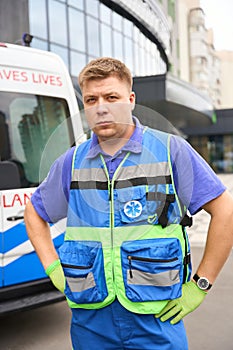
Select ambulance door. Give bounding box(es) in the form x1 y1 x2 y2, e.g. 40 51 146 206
0 188 44 286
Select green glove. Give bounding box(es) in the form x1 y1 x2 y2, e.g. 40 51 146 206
45 259 66 293
155 281 207 324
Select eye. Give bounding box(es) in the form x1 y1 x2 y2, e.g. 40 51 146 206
107 95 118 102
85 97 96 104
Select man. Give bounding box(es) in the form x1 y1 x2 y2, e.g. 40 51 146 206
24 57 233 350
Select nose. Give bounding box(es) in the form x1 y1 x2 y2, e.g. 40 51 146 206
96 99 108 116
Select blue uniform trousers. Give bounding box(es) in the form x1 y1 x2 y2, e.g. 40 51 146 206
70 299 188 350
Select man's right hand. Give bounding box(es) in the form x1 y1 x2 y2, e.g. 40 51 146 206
45 259 66 293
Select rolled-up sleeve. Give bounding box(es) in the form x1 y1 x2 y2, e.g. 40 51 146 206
170 135 226 215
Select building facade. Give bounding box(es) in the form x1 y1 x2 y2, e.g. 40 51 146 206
0 0 232 172
25 0 169 79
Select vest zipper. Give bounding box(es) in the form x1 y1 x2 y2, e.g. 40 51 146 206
127 255 178 278
109 180 112 201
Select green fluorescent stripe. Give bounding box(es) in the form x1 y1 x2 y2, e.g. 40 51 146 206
127 269 180 286
111 152 131 227
65 224 186 251
71 146 80 176
99 154 111 226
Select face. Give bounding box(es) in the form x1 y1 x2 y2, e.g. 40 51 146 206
82 76 135 143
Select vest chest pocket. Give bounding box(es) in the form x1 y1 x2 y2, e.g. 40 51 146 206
58 240 108 304
121 238 183 302
117 187 149 223
116 186 169 225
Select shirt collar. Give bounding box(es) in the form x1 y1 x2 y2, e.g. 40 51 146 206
86 116 144 159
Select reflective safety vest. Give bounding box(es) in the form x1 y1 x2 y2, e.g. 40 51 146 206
59 127 192 314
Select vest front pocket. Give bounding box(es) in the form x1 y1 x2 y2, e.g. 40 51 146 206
59 240 108 304
121 238 183 302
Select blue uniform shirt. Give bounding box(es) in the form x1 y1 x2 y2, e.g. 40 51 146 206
31 117 226 223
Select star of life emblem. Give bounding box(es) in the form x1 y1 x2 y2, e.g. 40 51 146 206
124 200 142 218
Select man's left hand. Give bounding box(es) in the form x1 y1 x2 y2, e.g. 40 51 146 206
155 281 207 324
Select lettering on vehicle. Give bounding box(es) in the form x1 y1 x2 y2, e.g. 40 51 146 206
0 69 63 87
2 193 32 208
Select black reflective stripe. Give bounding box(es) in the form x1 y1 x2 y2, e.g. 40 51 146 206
70 181 108 190
146 192 175 202
71 175 172 190
115 175 172 189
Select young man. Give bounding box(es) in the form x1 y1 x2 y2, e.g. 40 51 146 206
24 57 233 350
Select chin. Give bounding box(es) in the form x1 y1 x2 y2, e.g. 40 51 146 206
94 126 113 135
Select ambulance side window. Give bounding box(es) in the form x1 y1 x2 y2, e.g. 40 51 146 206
0 92 74 188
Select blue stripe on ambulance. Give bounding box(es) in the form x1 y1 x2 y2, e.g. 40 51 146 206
1 222 64 287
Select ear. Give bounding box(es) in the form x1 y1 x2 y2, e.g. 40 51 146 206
129 91 136 111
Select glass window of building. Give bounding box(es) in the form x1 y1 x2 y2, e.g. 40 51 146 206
133 25 140 43
133 41 140 76
48 0 67 46
31 38 49 51
69 8 86 52
123 18 133 38
124 36 133 69
68 0 84 10
113 31 123 61
100 23 112 57
28 0 168 80
29 0 47 39
85 0 99 17
113 12 122 31
139 33 146 76
100 3 111 25
145 38 153 75
87 16 100 57
50 44 69 68
70 51 86 77
151 44 157 73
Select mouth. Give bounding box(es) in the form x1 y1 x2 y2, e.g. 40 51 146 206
95 121 113 127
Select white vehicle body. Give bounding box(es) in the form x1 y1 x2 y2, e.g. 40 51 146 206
0 43 85 314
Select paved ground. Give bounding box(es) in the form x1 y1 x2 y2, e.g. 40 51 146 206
185 174 233 350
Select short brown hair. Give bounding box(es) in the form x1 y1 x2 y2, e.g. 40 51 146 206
78 57 133 91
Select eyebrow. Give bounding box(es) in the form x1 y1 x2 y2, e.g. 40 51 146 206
84 91 120 98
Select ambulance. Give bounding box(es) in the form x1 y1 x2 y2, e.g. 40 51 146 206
0 42 85 314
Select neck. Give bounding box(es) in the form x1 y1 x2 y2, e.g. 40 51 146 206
99 137 128 156
98 124 135 156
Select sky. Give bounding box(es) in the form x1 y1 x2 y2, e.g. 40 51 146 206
200 0 233 51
